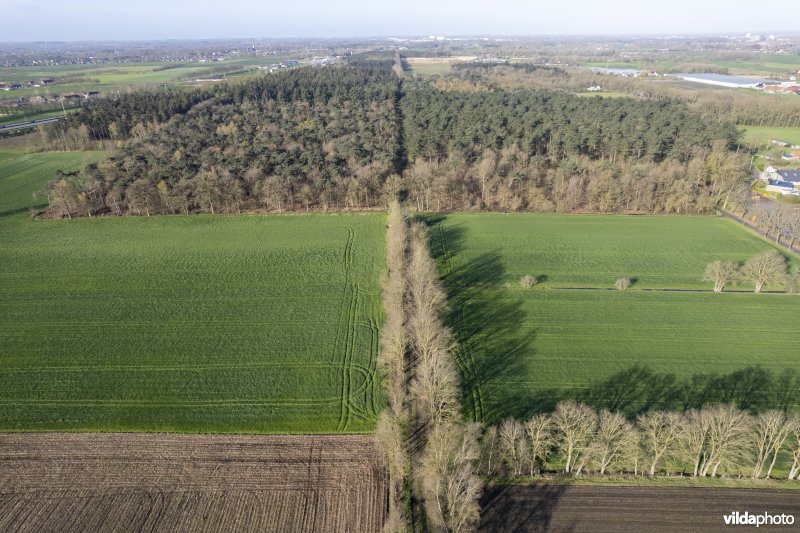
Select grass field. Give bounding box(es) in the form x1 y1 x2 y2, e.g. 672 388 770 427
426 214 800 424
0 151 385 432
0 108 77 127
0 58 286 98
741 125 800 147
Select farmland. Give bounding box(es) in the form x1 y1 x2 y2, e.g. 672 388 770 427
741 125 800 147
426 214 800 424
0 433 385 532
480 484 800 532
0 151 385 433
0 57 286 99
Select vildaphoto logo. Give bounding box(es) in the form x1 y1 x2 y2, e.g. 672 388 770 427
723 511 795 527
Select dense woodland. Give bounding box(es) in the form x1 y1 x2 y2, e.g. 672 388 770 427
42 61 749 218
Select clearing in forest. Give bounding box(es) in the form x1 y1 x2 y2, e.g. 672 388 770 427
0 151 385 432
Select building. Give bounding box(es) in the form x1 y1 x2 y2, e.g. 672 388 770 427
672 73 770 89
765 180 800 195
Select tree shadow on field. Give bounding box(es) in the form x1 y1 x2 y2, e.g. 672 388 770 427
579 365 799 417
479 483 569 533
415 215 799 423
418 214 537 425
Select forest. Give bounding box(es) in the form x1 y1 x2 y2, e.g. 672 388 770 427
41 60 747 217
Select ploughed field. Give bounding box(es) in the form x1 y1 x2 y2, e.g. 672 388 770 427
0 433 385 533
427 214 800 423
0 152 385 432
480 484 799 532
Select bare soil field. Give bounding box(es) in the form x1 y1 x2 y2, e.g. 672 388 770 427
480 484 799 532
0 433 386 532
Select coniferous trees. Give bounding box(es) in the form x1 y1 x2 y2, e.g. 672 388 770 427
43 61 748 219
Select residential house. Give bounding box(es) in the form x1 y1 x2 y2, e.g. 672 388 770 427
765 180 800 195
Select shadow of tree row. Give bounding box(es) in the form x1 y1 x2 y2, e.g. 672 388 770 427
418 214 800 425
498 364 800 423
419 213 536 423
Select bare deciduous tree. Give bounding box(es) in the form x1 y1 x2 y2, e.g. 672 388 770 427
703 260 739 292
740 250 787 293
420 423 482 533
499 419 526 476
751 410 794 479
480 426 499 477
637 411 682 477
614 277 632 291
788 417 800 480
524 414 554 476
678 408 713 477
375 411 409 531
590 410 637 475
552 401 597 475
699 404 752 477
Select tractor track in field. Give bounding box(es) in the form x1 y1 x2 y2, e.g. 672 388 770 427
335 227 357 432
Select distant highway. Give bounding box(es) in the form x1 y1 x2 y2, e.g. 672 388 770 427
0 116 63 134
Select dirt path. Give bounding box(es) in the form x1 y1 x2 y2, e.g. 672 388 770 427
0 433 386 533
480 484 799 532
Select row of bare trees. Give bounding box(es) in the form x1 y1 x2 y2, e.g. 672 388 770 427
703 250 790 293
750 203 800 251
483 402 800 480
407 221 482 533
375 203 483 533
375 202 411 531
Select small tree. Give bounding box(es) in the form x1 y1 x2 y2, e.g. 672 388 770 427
519 275 538 289
614 277 632 291
703 260 739 292
740 251 787 293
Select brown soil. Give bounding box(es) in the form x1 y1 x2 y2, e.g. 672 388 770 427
0 433 386 533
480 484 799 532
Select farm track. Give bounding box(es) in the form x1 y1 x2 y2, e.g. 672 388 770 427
480 484 800 532
0 433 386 533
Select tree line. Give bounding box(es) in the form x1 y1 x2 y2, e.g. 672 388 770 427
38 61 750 219
375 203 482 533
483 401 800 481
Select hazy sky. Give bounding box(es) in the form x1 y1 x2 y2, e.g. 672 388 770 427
2 0 797 42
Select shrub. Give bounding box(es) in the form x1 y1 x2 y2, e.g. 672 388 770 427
615 277 632 291
520 275 538 289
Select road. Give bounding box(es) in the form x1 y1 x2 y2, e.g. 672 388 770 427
481 484 799 532
0 116 63 134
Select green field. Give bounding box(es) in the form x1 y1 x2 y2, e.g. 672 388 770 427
407 62 453 76
741 125 800 147
0 151 385 432
0 57 286 98
426 214 800 424
0 108 77 127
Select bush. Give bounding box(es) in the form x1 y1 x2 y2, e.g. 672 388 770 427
615 277 632 291
520 275 538 289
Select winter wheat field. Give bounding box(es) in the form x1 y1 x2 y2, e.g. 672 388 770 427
0 151 386 433
426 213 800 425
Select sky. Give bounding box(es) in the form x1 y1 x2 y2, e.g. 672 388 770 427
2 0 798 42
